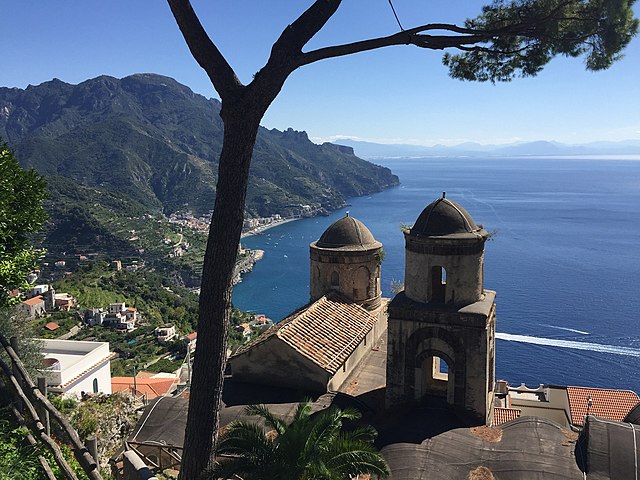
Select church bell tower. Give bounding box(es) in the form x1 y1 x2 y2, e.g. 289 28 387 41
386 194 496 425
309 214 382 311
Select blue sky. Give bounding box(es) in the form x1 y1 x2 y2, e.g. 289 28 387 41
2 1 639 146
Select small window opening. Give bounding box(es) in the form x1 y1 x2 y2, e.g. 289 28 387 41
92 378 99 393
430 266 446 303
330 271 339 288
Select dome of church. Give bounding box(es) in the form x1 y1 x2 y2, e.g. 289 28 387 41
411 195 483 237
315 215 381 250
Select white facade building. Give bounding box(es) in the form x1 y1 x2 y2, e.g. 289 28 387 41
40 339 114 398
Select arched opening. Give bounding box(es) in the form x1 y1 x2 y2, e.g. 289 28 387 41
415 350 455 406
430 266 446 303
330 271 339 288
92 378 99 393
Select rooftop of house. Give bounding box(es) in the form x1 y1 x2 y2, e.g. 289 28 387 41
40 339 110 371
494 407 522 425
112 376 178 399
567 386 640 427
23 295 44 305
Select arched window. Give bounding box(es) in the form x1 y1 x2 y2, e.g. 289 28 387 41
430 266 446 303
330 271 339 288
92 378 99 393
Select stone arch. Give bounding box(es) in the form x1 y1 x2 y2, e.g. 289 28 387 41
405 325 466 407
415 347 455 404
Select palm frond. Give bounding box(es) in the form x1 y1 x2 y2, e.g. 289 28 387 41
293 399 314 422
244 404 287 435
340 425 378 443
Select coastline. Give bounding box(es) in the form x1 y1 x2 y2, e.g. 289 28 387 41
241 217 301 239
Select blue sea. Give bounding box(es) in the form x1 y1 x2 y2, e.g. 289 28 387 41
233 157 640 392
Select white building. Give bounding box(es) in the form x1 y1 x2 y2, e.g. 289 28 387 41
31 284 49 296
40 339 114 398
155 325 177 343
109 302 126 314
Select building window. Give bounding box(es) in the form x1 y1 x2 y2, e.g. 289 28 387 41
430 266 446 303
92 378 99 393
330 271 339 288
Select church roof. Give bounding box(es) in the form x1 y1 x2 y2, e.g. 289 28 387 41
411 195 486 238
313 215 381 251
233 292 378 375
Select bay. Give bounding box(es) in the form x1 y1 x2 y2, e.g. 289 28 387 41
233 156 640 392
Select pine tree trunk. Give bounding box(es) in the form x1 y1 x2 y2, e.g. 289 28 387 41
179 108 261 479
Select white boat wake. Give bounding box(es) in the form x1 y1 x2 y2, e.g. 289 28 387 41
540 324 590 335
496 333 640 358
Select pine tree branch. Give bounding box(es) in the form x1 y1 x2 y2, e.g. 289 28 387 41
167 0 242 98
298 29 492 66
271 0 343 57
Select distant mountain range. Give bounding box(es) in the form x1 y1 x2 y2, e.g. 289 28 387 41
335 138 640 159
0 74 398 217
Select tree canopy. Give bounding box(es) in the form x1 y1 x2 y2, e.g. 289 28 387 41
165 1 639 478
212 402 389 480
0 141 47 307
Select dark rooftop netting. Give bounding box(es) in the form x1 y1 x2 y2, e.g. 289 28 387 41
128 396 189 449
580 415 640 480
623 401 640 425
381 417 584 479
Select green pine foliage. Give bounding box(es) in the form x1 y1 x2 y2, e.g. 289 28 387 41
443 0 639 82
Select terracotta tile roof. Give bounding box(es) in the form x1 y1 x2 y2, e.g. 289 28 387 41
111 376 178 399
23 296 44 306
44 322 60 331
185 332 197 341
233 292 377 375
567 386 640 427
493 407 521 425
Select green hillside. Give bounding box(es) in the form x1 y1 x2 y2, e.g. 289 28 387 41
0 74 399 217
